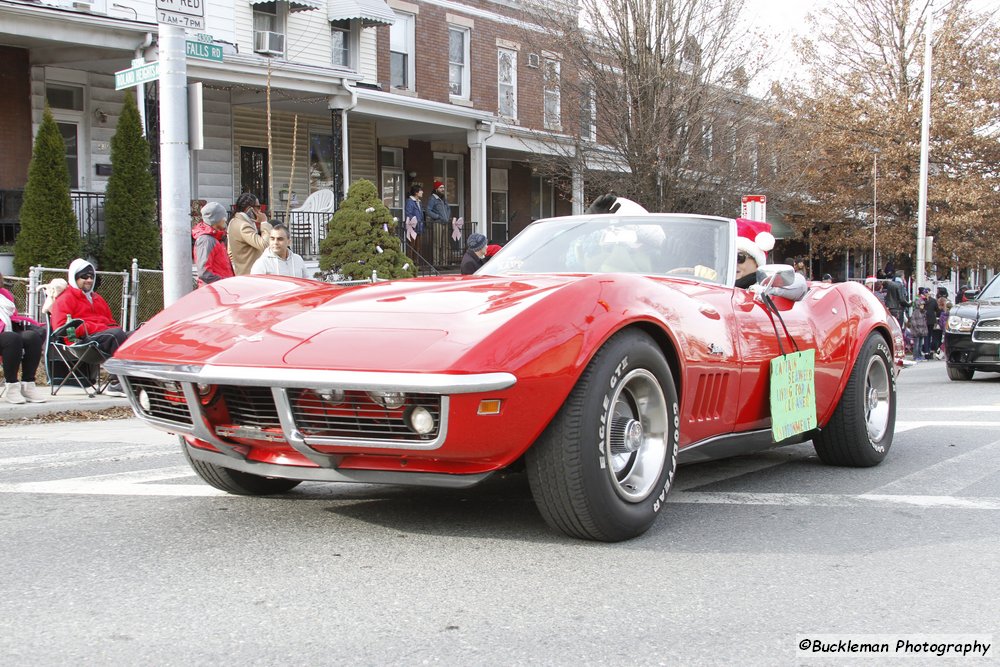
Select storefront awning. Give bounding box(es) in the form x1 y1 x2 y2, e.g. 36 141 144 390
249 0 323 14
328 0 396 27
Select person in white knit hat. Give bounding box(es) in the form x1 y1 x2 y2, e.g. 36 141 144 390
734 218 775 289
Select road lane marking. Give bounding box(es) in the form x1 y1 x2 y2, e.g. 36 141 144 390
668 491 1000 510
0 445 177 472
866 438 1000 496
894 420 1000 433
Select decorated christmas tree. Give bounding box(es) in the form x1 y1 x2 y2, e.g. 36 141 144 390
319 179 415 280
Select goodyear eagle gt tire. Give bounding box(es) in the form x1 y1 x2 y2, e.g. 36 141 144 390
182 440 302 495
526 329 678 541
813 333 895 467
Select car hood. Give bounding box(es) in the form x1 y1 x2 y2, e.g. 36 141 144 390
117 274 616 372
952 298 1000 322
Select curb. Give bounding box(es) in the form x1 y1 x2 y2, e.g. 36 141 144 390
0 387 131 421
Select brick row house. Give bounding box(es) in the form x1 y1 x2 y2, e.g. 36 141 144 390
0 0 595 272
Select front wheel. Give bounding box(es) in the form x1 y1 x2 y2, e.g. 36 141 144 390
813 333 895 467
947 365 974 381
183 441 302 495
526 329 679 541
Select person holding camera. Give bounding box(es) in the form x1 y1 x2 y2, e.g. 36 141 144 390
227 192 272 276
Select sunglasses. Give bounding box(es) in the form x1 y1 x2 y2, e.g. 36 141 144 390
736 252 752 264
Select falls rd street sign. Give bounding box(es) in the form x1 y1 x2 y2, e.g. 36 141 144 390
186 40 223 63
115 62 160 90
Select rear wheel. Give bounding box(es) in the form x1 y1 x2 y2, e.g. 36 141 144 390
526 329 678 541
183 441 302 495
813 333 895 467
947 365 974 381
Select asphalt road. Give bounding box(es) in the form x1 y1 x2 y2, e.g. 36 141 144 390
1 360 997 665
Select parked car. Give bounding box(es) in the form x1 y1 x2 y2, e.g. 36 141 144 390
944 274 1000 380
106 213 904 541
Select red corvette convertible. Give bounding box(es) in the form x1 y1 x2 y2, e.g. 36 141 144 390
106 213 904 541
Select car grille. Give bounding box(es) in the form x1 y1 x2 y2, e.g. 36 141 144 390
972 320 1000 343
288 389 441 441
125 377 193 426
219 385 281 429
121 378 443 445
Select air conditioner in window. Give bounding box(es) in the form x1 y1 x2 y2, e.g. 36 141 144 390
254 31 285 56
527 53 540 68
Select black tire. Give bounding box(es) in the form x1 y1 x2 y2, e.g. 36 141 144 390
947 365 974 381
182 442 302 495
813 333 895 467
526 329 678 541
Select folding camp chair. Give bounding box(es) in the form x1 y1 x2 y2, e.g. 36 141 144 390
45 315 111 397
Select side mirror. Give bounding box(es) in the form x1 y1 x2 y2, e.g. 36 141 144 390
756 264 796 288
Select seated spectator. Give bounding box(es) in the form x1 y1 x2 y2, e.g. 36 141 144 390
0 274 46 404
49 259 129 395
192 201 235 286
251 223 309 278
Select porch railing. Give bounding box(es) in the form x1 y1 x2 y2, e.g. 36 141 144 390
0 189 106 242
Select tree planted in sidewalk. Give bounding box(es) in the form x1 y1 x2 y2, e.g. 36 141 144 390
13 106 81 275
319 179 415 280
102 89 161 271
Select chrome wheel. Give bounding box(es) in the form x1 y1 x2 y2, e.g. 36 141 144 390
605 368 669 502
864 354 891 442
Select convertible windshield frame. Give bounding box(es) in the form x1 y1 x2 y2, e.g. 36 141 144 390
477 214 737 286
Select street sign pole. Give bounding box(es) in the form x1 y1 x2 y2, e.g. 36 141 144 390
159 24 192 306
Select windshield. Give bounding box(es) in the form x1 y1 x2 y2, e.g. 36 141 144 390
975 274 1000 300
479 214 734 285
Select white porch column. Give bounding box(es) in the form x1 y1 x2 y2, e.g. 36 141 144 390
467 122 495 234
572 168 585 214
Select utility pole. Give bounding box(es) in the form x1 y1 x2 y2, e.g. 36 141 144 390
158 24 192 307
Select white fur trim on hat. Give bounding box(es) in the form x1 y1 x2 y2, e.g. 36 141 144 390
611 197 649 215
736 236 765 267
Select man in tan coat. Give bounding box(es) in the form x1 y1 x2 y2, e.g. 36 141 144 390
227 192 272 275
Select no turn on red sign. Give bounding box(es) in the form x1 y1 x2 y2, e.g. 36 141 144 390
741 195 766 222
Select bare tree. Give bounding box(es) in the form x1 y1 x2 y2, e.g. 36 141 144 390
519 0 779 214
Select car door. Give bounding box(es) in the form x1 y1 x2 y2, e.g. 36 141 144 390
731 287 819 433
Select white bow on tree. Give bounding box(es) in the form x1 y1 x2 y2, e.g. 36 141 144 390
451 217 464 242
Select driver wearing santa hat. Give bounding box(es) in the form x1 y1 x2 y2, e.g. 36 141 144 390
734 218 776 289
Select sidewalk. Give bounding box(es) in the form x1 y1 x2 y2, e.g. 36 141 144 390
0 385 130 421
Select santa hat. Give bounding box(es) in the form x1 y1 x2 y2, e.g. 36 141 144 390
735 218 775 267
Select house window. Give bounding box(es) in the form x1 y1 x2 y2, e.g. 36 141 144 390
331 19 351 68
254 3 285 56
381 147 404 222
449 27 470 98
531 176 554 220
498 48 517 119
579 82 596 142
390 12 415 90
543 58 561 130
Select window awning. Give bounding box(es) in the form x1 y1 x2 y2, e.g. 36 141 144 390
249 0 323 14
328 0 396 27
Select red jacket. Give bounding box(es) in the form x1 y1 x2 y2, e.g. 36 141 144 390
50 284 118 340
192 221 235 286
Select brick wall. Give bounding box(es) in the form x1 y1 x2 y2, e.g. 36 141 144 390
0 47 32 190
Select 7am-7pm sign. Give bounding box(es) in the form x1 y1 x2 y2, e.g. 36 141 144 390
156 0 205 29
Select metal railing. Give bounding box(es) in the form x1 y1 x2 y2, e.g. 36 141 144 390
0 190 108 243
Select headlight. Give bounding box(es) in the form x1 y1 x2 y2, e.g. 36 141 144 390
367 390 406 409
947 316 975 333
406 406 435 434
